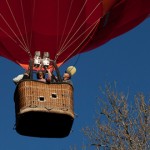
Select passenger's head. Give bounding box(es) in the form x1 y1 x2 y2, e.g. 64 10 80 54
37 71 45 79
63 71 71 80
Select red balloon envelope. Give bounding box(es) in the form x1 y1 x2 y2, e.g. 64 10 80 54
0 0 150 69
85 0 150 51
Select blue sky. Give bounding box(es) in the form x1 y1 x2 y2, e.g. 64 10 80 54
0 18 150 150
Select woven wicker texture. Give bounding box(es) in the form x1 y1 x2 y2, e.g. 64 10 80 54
14 80 74 137
15 81 74 118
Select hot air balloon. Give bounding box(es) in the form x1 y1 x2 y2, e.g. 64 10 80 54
0 0 150 138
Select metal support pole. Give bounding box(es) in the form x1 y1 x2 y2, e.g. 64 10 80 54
29 59 33 79
52 60 62 82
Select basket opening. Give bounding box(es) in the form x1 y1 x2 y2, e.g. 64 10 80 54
51 93 57 99
38 96 45 101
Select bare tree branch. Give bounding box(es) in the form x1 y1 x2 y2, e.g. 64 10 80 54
82 84 150 150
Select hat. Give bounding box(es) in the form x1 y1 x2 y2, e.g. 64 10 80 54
66 66 76 76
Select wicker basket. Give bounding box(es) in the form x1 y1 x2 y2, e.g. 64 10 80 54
14 80 74 138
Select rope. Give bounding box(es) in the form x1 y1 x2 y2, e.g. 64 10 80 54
58 0 88 53
0 26 17 43
5 0 29 51
0 13 27 50
57 19 100 64
20 0 30 49
58 19 100 56
55 1 102 65
29 0 35 51
1 1 102 65
58 1 102 55
72 54 81 68
0 16 31 54
0 0 32 58
57 0 74 52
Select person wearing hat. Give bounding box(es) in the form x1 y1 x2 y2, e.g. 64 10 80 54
62 71 73 85
62 66 76 85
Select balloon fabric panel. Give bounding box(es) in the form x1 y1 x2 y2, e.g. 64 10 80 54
0 0 103 69
0 0 150 69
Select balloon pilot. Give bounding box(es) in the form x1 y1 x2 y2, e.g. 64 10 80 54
13 51 76 85
62 66 76 85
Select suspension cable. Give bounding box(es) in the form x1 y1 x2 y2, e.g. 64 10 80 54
56 19 100 64
20 0 30 49
0 14 26 49
57 18 100 57
58 1 102 55
5 0 29 51
59 0 88 52
57 0 74 52
29 0 35 50
0 0 32 58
